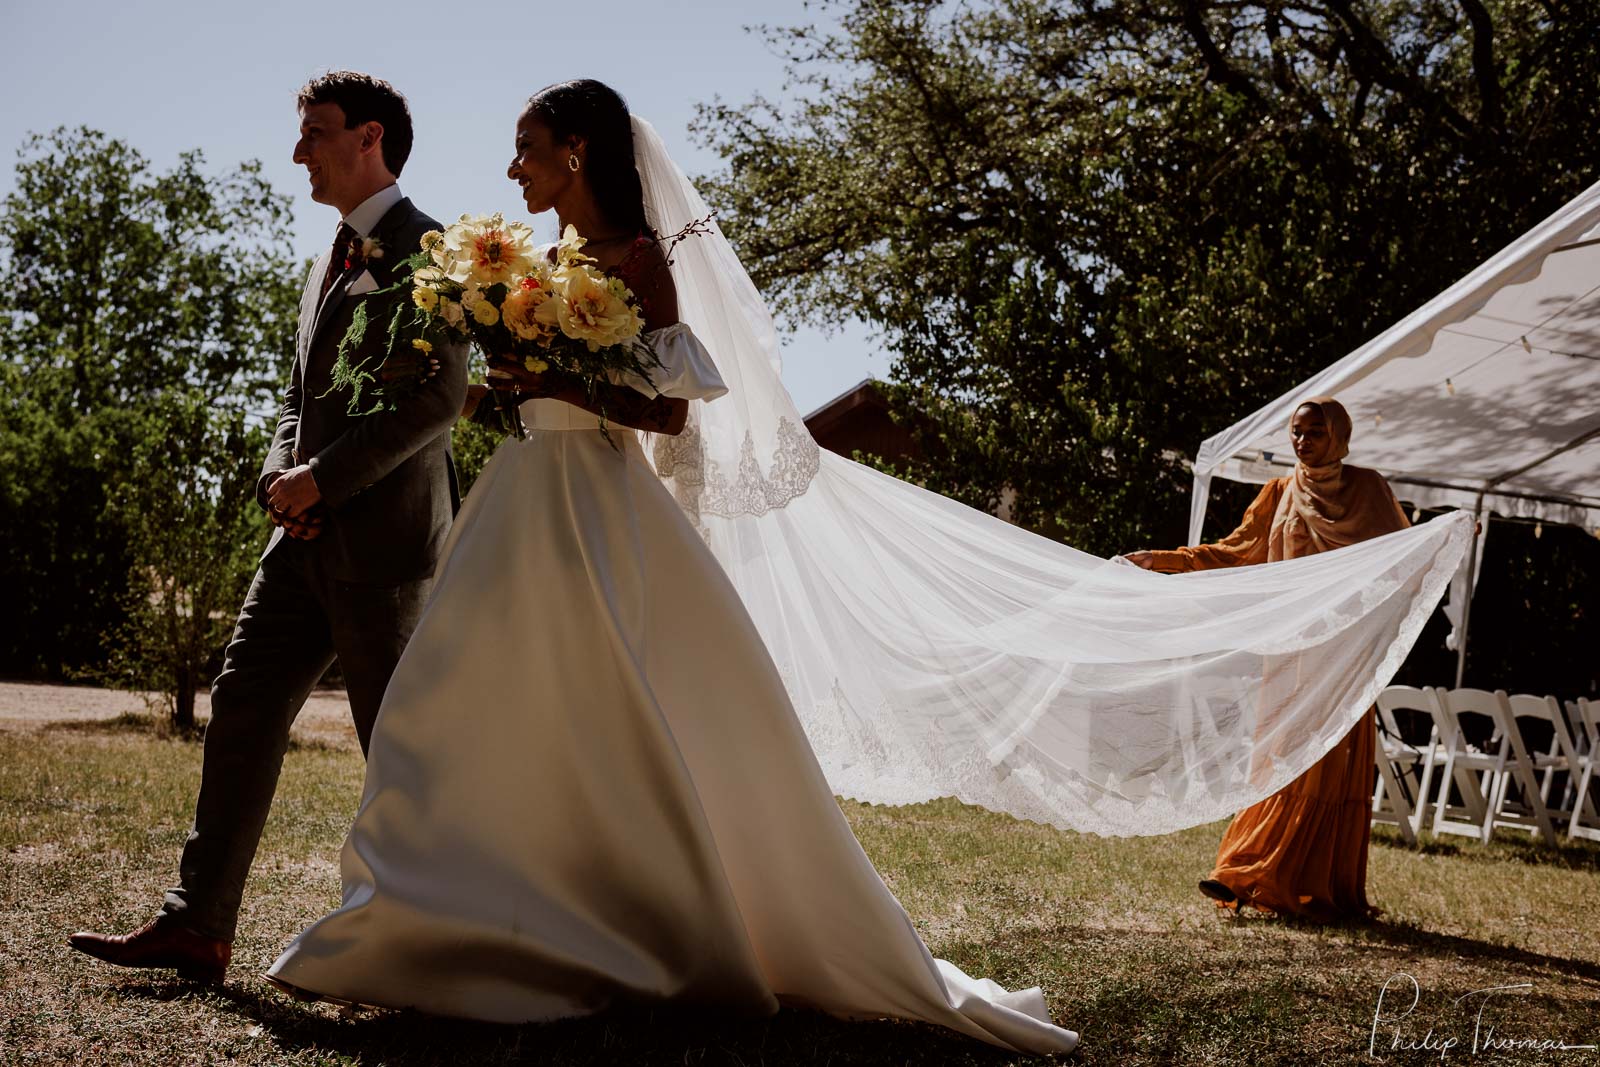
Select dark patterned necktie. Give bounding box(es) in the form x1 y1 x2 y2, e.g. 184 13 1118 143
318 221 359 304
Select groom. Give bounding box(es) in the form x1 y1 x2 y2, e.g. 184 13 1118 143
69 71 467 984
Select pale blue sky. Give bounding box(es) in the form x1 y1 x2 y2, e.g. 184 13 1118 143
1 0 888 414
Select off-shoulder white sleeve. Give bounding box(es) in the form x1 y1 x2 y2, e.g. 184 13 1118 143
615 322 729 402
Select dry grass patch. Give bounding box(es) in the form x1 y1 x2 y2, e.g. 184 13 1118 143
2 686 1598 1065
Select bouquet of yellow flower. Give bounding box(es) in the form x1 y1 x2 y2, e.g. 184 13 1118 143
330 212 705 443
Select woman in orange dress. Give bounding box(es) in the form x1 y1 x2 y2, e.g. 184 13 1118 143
1124 396 1409 921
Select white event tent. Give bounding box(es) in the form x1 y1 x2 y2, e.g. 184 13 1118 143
1189 177 1600 683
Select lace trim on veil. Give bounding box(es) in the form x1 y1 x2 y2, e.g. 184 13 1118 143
631 114 822 520
653 416 821 520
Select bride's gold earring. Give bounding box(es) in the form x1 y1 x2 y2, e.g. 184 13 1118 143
568 154 581 173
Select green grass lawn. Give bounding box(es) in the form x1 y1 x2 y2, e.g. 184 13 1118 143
3 710 1598 1066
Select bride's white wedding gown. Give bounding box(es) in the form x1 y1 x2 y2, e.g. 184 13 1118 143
267 327 1079 1054
266 115 1472 1053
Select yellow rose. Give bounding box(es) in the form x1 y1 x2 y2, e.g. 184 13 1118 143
523 356 549 374
412 285 439 313
471 299 500 326
548 265 645 351
419 229 445 261
411 338 433 354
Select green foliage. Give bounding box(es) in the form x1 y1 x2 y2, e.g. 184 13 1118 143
97 392 271 730
329 297 381 412
450 347 518 495
0 362 133 677
0 127 299 710
323 249 433 417
1 127 296 417
451 419 503 497
697 0 1600 555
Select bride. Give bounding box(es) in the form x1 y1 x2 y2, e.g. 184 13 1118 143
265 80 1080 1054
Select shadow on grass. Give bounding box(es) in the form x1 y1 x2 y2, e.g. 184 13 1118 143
1475 835 1600 872
97 914 1600 1067
111 978 1045 1067
941 920 1600 1065
43 712 184 738
40 714 350 754
1371 826 1600 872
283 734 351 754
1181 907 1600 983
1342 919 1600 982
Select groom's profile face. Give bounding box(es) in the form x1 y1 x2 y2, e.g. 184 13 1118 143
293 102 369 208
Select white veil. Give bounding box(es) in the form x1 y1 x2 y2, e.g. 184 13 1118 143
631 116 1473 836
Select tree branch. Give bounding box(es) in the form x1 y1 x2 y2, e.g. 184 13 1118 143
1351 76 1372 130
1324 0 1478 141
1263 7 1334 127
1179 0 1266 105
1457 0 1503 131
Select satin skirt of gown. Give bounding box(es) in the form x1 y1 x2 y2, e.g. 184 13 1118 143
267 395 1078 1055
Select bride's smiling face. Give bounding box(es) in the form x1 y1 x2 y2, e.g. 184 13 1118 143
508 111 578 216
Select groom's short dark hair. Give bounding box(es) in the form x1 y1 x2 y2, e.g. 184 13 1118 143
297 71 413 178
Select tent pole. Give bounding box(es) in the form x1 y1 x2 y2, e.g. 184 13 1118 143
1447 426 1599 687
1454 492 1486 689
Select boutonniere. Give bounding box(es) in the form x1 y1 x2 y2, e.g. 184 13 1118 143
344 235 386 272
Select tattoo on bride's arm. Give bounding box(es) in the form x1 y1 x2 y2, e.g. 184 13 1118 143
599 383 675 432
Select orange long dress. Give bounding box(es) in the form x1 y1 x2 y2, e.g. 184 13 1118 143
1145 462 1409 921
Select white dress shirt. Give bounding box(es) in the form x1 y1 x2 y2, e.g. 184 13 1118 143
343 183 404 237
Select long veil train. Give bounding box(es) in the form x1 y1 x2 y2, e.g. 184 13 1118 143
630 116 1472 836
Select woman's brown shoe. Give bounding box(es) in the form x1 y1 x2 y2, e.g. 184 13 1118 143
1197 878 1238 904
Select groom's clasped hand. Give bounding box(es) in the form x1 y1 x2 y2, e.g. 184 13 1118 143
264 462 324 537
263 465 324 541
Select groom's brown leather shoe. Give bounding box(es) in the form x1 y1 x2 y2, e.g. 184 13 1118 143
68 918 230 985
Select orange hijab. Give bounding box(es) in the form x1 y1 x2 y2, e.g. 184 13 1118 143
1270 397 1408 560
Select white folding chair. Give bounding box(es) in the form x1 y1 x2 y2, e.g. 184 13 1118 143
1372 685 1444 845
1566 698 1600 843
1494 694 1575 844
1433 688 1557 845
1431 688 1497 842
1559 699 1593 818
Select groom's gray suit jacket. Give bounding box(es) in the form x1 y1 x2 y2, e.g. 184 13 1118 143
257 197 468 584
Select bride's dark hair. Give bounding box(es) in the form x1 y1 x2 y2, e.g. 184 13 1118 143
525 79 652 238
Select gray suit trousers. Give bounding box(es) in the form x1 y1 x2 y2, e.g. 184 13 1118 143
161 537 429 942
